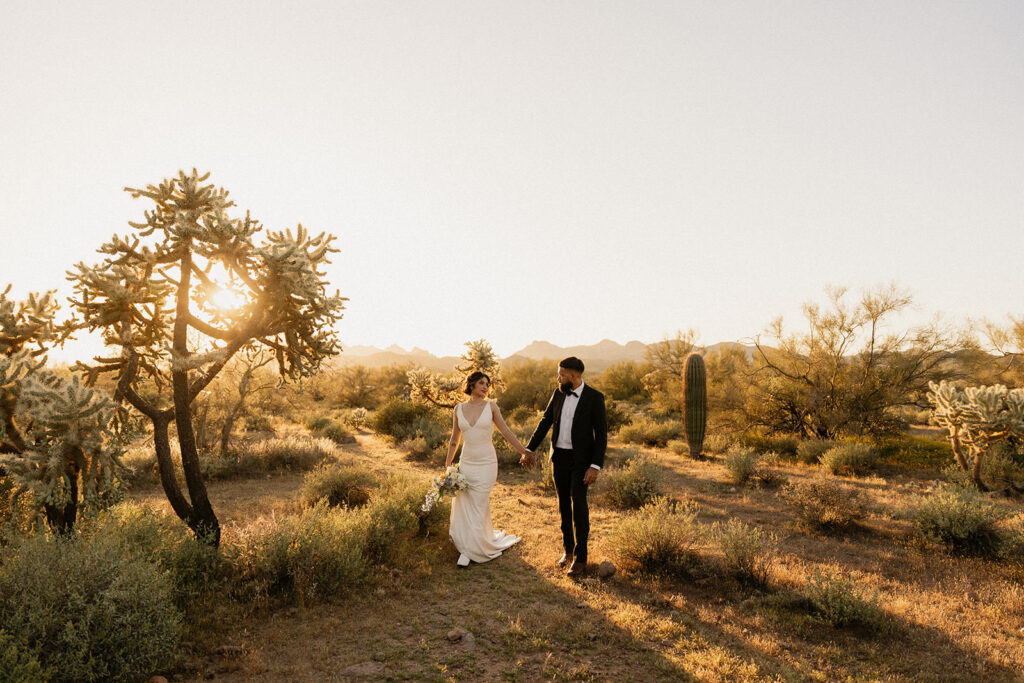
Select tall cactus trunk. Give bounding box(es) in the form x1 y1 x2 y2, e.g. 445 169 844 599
682 352 707 459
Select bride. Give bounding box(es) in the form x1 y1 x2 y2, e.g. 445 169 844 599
445 371 530 567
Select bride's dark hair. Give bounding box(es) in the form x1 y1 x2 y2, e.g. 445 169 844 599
463 371 491 395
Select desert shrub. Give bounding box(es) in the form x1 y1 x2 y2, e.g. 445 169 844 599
804 569 889 633
88 503 224 615
594 360 649 403
715 519 777 587
604 455 663 509
606 445 641 467
739 432 799 457
618 416 682 447
819 442 878 476
725 446 763 485
229 476 426 605
702 433 732 454
782 478 867 532
872 435 952 470
229 503 371 606
301 464 378 508
0 629 48 683
666 439 689 456
796 439 833 465
0 532 181 682
982 442 1024 488
306 414 332 432
119 444 161 488
612 497 702 577
604 399 632 433
243 412 275 433
395 414 448 456
911 483 1005 555
497 359 555 412
232 435 336 473
371 398 436 441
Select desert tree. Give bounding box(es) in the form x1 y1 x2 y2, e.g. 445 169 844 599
642 329 699 416
0 286 122 532
747 285 967 438
67 169 346 544
407 339 503 409
978 316 1024 387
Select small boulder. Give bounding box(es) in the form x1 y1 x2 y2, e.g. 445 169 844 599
597 561 616 578
447 627 467 642
461 632 476 649
148 677 169 683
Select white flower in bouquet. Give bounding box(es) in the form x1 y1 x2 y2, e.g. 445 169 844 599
421 463 470 513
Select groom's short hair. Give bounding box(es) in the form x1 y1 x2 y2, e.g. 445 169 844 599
559 357 585 374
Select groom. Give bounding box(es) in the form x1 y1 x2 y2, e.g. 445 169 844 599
522 357 607 577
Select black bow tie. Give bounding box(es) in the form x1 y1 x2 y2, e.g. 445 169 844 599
565 391 578 398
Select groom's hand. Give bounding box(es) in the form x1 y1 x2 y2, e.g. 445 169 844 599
583 468 599 486
520 450 535 468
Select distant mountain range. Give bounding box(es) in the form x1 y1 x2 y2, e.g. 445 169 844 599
336 339 752 374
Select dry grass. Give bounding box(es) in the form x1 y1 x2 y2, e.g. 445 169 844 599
124 426 1024 681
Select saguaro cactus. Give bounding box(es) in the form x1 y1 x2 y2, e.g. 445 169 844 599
682 352 707 458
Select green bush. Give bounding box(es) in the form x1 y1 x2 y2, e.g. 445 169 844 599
233 435 336 472
782 478 867 532
724 446 763 485
612 497 702 577
301 463 377 508
371 399 436 441
618 416 682 447
739 432 799 457
229 503 371 606
604 455 663 509
229 476 426 606
0 629 48 682
911 484 1005 555
0 532 181 682
819 443 878 476
306 415 333 432
804 569 888 633
796 439 833 465
872 435 952 470
88 503 224 615
715 519 776 587
666 439 689 456
604 399 633 433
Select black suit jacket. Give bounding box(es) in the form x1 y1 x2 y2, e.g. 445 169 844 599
527 384 608 468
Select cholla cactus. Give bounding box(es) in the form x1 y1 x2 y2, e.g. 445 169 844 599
66 170 347 545
408 339 503 409
0 288 122 532
928 380 1024 489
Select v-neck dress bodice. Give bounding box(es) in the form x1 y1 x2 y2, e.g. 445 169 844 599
449 401 520 563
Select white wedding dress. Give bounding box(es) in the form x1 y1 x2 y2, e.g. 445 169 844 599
449 401 520 564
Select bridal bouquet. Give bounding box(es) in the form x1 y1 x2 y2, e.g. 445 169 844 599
421 463 469 513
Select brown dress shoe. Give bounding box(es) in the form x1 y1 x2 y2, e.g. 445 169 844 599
566 560 588 577
557 553 572 568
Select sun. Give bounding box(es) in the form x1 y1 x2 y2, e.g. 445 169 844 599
209 287 246 312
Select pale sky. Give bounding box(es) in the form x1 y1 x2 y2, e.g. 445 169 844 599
2 1 1022 362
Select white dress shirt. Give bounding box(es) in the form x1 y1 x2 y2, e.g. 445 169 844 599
554 382 600 470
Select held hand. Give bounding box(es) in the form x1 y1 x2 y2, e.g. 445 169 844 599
583 468 599 486
519 450 535 468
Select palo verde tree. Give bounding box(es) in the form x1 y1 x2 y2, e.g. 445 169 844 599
68 170 346 545
0 286 122 532
747 285 967 438
407 339 503 409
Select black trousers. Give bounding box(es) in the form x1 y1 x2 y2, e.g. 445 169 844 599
552 447 590 562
